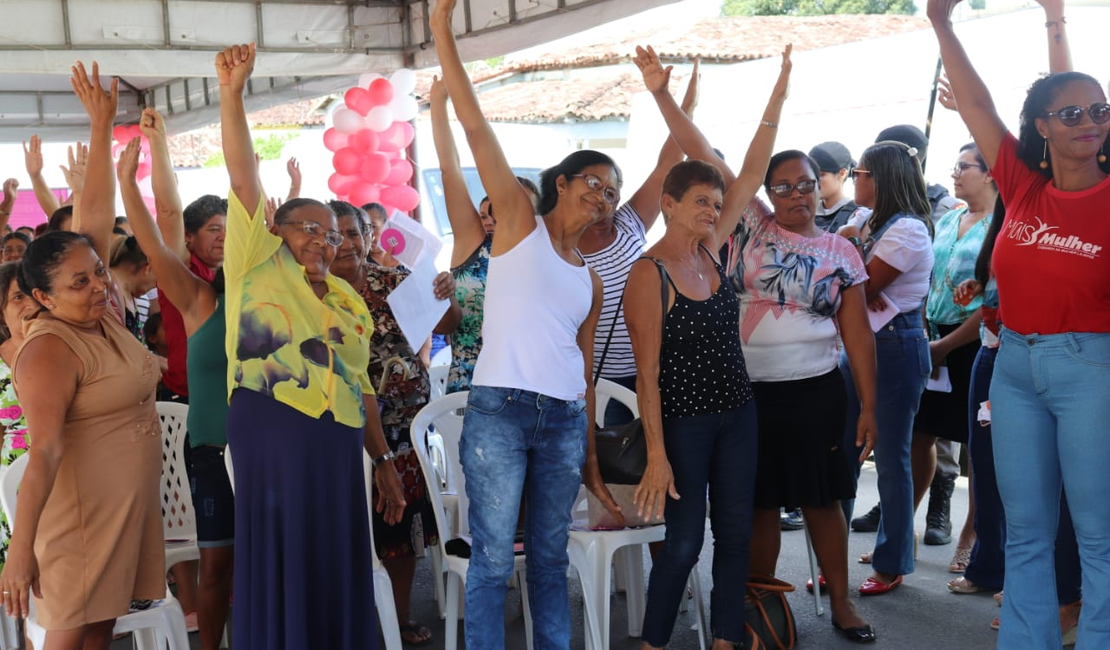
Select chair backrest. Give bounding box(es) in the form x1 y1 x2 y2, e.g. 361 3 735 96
361 451 385 569
410 392 470 541
430 346 452 369
224 445 234 493
156 402 197 541
0 454 29 530
428 364 448 401
595 378 640 427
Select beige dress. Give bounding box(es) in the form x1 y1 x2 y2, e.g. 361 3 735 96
14 313 165 629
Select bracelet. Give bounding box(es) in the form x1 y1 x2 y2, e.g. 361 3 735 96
846 236 862 247
760 119 778 129
1045 17 1065 27
372 450 396 468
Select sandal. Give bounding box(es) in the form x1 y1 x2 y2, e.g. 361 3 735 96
994 591 1003 606
859 551 872 564
947 576 984 594
400 622 433 646
949 546 973 573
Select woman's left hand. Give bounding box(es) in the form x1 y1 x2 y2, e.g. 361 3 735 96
432 272 456 301
373 462 408 526
929 339 948 378
855 409 878 463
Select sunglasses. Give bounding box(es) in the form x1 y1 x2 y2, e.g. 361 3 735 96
1045 102 1110 127
952 162 985 175
768 179 818 198
281 220 344 247
571 174 620 205
850 169 871 180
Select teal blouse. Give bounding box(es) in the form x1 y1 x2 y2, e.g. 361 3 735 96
927 207 991 327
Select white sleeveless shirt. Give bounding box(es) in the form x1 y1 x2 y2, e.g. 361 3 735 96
472 215 594 401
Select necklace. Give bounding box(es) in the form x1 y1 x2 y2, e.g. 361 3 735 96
676 251 705 281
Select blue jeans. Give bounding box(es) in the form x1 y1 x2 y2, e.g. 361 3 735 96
841 311 929 577
964 346 1005 590
459 386 588 650
641 402 758 647
991 329 1110 650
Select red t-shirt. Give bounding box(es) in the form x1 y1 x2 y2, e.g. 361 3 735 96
991 134 1110 335
159 254 218 396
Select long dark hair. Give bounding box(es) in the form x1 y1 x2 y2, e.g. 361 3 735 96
860 141 933 237
18 231 92 297
974 195 1006 286
0 262 22 341
1018 72 1110 177
537 150 622 216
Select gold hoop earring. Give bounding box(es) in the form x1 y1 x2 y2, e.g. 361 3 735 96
1040 139 1049 170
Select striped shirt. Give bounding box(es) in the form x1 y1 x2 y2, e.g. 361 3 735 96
583 203 647 380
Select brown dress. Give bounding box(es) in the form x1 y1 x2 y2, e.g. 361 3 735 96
14 313 165 629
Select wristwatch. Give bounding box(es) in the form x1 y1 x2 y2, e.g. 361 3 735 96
846 236 862 247
372 450 396 467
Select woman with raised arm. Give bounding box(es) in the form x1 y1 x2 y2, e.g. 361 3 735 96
215 43 405 650
930 0 1110 646
432 1 624 646
117 133 232 650
624 47 791 650
0 61 165 650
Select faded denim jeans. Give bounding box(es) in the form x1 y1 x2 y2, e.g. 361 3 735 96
459 386 587 650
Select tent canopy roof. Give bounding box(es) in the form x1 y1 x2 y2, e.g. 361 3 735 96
0 0 676 142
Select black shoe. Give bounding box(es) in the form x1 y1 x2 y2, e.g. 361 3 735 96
850 503 882 533
833 620 877 643
780 508 804 531
924 471 956 545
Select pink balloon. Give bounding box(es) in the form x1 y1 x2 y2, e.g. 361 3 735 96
344 87 373 116
367 78 394 107
384 159 413 186
112 126 128 141
328 173 360 196
332 148 363 176
377 122 404 153
360 153 391 184
394 121 415 149
349 182 381 207
380 184 420 212
349 128 380 154
323 127 349 152
111 143 126 158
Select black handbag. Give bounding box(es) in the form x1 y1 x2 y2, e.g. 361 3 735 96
594 259 670 485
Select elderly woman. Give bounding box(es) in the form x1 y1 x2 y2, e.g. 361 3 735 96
734 150 878 642
215 44 405 650
930 0 1110 646
433 2 628 647
329 199 459 646
625 46 791 649
838 141 935 596
0 234 29 264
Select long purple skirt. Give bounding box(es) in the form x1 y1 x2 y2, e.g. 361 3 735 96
227 388 376 650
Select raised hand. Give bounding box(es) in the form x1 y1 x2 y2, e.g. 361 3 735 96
70 61 118 127
139 107 166 141
59 142 89 194
116 138 142 182
1033 0 1064 16
680 58 700 114
927 0 964 25
215 43 256 94
429 75 447 107
770 44 793 103
22 136 44 177
264 196 283 226
430 0 458 31
633 45 672 94
1 179 17 209
937 75 958 112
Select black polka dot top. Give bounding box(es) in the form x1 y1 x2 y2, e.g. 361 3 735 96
653 250 753 420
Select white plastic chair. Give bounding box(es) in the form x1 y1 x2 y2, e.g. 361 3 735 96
802 521 824 617
428 364 449 402
225 445 404 649
156 402 200 573
410 392 533 650
430 345 452 370
0 454 190 650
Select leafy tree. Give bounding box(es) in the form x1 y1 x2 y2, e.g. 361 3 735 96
722 0 916 16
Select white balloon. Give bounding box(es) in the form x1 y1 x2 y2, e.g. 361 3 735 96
365 105 394 132
389 68 417 96
390 95 419 122
333 108 363 134
358 72 383 89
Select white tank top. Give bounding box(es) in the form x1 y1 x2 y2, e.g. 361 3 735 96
472 215 594 401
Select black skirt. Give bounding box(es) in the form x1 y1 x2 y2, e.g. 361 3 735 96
913 323 979 444
751 369 856 511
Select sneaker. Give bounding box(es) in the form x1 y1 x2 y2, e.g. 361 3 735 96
851 503 882 533
780 509 804 531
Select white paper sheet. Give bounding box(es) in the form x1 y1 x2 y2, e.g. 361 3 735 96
386 257 449 354
977 400 992 425
379 210 443 270
926 366 953 393
867 291 901 332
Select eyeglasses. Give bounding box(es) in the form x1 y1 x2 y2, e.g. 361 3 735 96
280 220 344 247
1045 102 1110 127
570 174 620 205
850 169 871 180
952 162 985 176
767 179 818 198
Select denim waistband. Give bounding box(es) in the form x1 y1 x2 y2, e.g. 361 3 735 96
999 327 1110 349
471 385 582 406
876 309 924 335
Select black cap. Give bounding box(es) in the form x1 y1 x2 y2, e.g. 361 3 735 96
875 124 928 164
809 142 855 173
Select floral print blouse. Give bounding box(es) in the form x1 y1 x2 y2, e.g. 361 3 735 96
0 360 29 570
447 238 491 394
